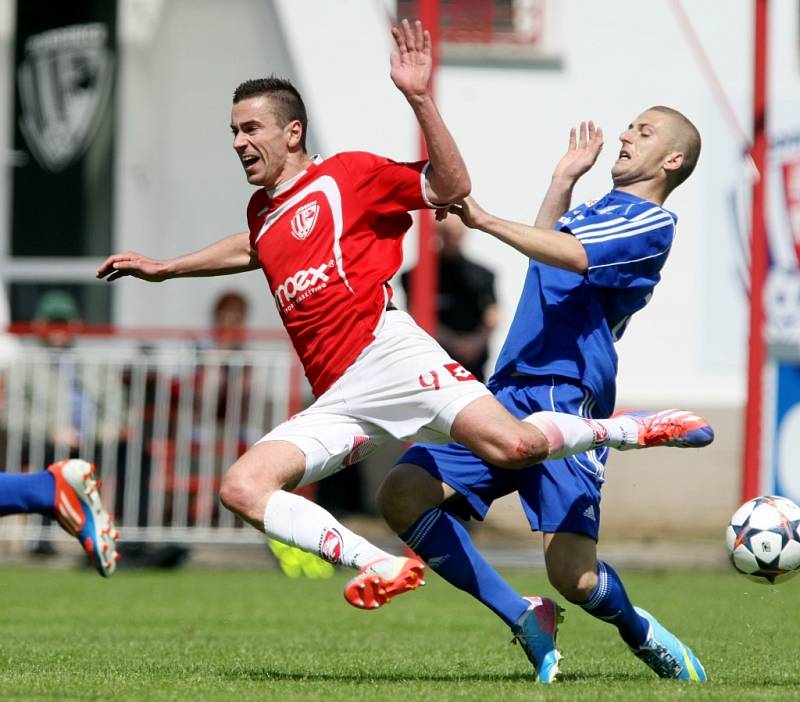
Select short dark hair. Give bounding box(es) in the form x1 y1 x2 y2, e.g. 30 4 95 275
648 105 701 188
233 76 308 151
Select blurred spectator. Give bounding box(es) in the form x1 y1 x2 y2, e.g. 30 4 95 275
157 290 257 531
0 279 20 365
0 280 21 469
27 290 114 458
32 289 82 347
22 290 184 567
205 291 332 576
198 290 254 436
402 216 499 382
211 290 249 350
24 290 105 554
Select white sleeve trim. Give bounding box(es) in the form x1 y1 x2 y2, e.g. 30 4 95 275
571 206 663 233
579 219 674 246
576 213 673 242
420 161 448 209
587 248 670 270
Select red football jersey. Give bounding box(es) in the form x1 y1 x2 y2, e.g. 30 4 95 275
246 151 434 397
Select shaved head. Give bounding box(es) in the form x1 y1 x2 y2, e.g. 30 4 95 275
647 105 701 188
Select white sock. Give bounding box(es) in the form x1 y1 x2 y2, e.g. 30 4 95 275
525 411 642 455
524 411 609 459
596 415 641 448
263 490 391 570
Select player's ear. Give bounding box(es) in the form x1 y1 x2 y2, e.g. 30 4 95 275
663 150 684 174
286 119 304 149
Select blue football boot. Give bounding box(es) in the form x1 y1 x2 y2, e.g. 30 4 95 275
511 597 564 683
632 607 707 681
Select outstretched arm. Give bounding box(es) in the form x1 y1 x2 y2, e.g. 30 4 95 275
96 232 259 283
390 19 470 205
451 197 588 273
535 121 603 229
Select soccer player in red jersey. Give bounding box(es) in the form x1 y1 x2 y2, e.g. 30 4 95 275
97 20 708 607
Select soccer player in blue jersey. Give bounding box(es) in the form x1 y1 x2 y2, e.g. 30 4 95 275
0 459 119 576
374 107 708 682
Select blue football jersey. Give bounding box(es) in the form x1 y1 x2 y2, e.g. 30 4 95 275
490 189 677 417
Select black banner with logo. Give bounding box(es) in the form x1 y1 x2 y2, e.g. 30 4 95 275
12 0 116 257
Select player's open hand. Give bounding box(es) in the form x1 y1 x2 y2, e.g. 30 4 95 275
96 252 169 283
552 121 604 181
448 196 488 230
390 19 432 99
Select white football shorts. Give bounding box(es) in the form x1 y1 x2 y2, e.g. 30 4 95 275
256 309 491 487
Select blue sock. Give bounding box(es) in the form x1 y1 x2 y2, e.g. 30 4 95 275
0 471 56 516
400 508 530 627
580 560 649 648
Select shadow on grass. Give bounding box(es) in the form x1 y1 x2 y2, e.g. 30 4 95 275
225 668 647 684
557 672 652 683
227 669 532 683
223 667 800 688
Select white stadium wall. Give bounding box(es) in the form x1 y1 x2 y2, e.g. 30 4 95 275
113 0 419 331
1 0 799 536
112 0 293 330
0 0 784 404
258 0 799 413
435 0 751 411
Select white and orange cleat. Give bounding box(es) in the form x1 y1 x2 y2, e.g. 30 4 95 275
614 409 714 450
48 459 120 577
344 556 426 609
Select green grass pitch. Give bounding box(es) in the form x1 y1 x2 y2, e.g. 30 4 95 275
1 565 799 701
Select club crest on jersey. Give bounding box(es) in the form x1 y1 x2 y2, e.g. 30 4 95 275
319 528 343 564
291 201 319 240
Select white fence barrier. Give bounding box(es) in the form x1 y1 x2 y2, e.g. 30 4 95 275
0 332 301 543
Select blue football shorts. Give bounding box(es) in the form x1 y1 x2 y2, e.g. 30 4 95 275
398 375 608 541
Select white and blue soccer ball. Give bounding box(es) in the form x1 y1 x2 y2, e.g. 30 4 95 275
726 495 800 584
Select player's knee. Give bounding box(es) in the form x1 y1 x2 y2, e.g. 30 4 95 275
547 563 596 603
482 427 548 470
452 401 548 469
377 466 441 534
219 464 271 518
377 472 416 533
220 443 303 519
219 471 251 516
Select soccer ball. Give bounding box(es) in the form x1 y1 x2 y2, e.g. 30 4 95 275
726 495 800 584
